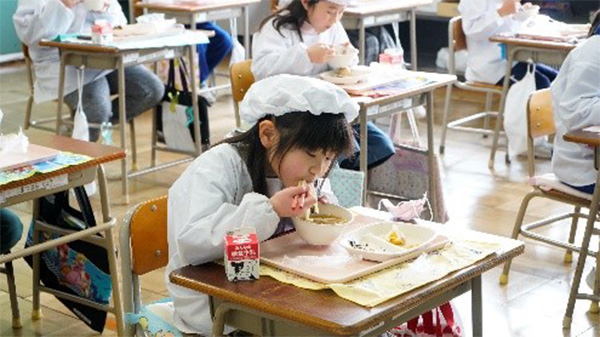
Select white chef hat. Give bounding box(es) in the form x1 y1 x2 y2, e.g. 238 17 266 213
240 74 359 125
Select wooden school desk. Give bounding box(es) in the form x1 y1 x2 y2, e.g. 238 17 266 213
562 128 600 328
39 30 209 203
0 131 125 335
341 0 433 68
353 71 456 222
487 34 578 168
169 214 524 337
135 0 260 60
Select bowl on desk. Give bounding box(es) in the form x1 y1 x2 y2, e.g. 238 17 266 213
327 44 359 70
514 4 540 21
83 0 106 12
319 65 371 85
292 203 353 246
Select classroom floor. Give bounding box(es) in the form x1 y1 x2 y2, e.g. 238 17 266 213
1 60 599 337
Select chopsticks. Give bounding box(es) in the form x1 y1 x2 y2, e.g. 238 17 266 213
292 180 320 220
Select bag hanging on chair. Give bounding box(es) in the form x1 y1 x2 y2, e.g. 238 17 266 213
503 61 538 158
24 187 112 333
156 58 211 152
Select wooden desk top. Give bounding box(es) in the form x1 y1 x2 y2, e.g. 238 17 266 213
135 0 260 13
170 227 523 335
343 0 432 16
38 30 208 54
355 72 457 109
489 34 578 51
0 131 125 192
564 128 600 147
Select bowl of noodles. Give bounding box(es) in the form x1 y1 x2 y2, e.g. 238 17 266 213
292 203 353 245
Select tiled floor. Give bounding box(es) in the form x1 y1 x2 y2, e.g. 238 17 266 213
1 60 599 336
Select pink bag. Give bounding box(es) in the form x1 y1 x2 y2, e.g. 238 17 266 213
389 302 462 337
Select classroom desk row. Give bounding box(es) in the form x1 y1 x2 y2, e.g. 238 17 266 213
2 126 598 336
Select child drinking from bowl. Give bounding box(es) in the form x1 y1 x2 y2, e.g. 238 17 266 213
252 0 395 170
166 75 355 335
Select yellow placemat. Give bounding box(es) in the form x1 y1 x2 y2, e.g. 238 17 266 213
260 239 500 307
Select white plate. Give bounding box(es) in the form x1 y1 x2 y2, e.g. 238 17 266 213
340 222 437 262
319 66 371 85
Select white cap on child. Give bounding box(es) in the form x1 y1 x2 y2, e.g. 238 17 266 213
240 74 359 125
278 0 352 8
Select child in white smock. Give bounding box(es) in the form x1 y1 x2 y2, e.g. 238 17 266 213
252 0 395 170
13 0 164 141
459 0 558 89
166 75 356 335
551 11 600 195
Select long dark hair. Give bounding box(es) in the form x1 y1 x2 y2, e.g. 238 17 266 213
259 0 320 42
221 111 354 195
589 9 600 37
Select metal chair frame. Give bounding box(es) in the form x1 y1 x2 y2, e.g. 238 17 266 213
499 89 595 287
439 17 507 167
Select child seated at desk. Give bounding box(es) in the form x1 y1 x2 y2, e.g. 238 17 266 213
166 75 356 335
13 0 164 141
459 0 558 89
551 10 600 195
251 0 395 170
195 21 233 104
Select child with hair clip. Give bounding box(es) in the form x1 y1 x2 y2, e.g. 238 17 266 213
459 0 558 89
166 75 356 335
251 0 395 170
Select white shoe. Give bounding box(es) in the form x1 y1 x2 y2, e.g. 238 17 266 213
586 267 596 289
199 83 217 105
533 141 553 160
517 141 553 160
412 106 427 119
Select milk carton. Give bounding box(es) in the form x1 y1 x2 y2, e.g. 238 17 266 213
224 227 259 282
91 20 113 45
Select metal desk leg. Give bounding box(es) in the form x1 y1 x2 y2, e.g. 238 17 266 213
564 147 600 328
360 108 369 205
489 45 513 169
472 276 483 337
97 164 124 335
358 19 366 65
118 56 129 204
187 45 202 155
31 198 42 320
410 9 417 70
56 52 68 135
426 92 438 222
244 6 250 59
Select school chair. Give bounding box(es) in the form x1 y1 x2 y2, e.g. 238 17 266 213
229 59 254 129
0 251 21 329
270 0 280 12
329 166 365 208
120 195 175 337
22 44 141 169
438 17 506 169
499 89 597 286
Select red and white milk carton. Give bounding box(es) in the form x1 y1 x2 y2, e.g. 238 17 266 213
224 227 259 282
91 20 113 45
379 48 404 65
